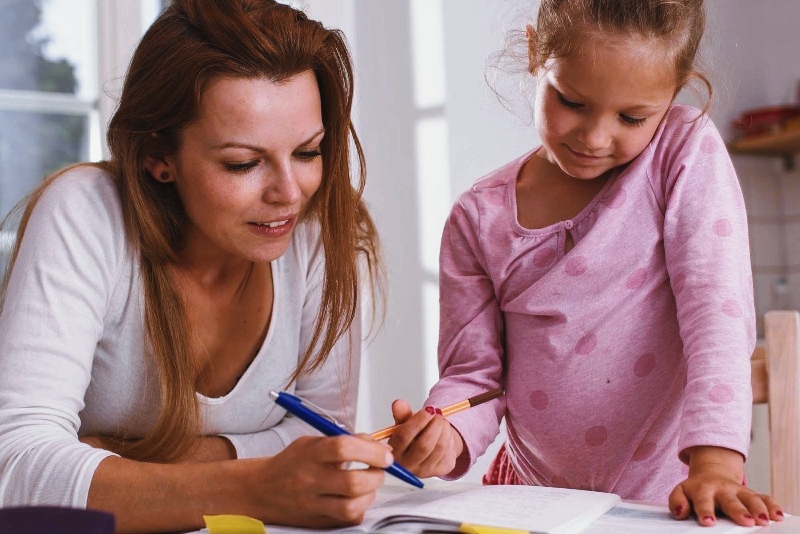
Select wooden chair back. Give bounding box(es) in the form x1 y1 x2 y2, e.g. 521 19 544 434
751 310 800 514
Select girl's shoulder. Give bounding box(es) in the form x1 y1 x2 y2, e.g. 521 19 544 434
656 104 720 143
469 149 536 195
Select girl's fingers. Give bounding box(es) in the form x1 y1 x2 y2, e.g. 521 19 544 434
668 484 690 520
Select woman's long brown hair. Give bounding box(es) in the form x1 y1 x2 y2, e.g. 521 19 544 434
1 0 382 462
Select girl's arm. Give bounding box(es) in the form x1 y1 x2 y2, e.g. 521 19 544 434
388 192 506 478
658 108 783 525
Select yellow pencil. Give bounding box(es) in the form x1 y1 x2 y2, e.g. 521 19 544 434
370 388 504 441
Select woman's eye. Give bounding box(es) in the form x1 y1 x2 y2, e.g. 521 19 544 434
296 149 322 161
620 114 646 127
556 92 582 109
224 161 259 173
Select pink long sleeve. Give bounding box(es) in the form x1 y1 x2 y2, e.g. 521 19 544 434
427 105 755 502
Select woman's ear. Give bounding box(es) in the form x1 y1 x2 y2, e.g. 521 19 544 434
143 156 174 183
525 24 538 74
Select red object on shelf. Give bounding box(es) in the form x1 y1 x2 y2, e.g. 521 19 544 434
732 105 800 138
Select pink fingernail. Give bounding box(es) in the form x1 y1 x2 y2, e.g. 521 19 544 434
777 510 785 518
673 505 683 517
424 406 436 415
703 516 716 524
758 513 768 521
435 408 443 415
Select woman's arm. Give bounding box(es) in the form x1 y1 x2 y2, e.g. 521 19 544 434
88 434 392 533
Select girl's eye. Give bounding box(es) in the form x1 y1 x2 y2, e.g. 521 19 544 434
620 114 647 127
296 149 322 161
224 161 259 173
556 91 582 109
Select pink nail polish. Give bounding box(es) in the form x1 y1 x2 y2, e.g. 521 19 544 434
673 505 683 517
424 406 436 415
435 408 443 415
777 510 785 518
758 513 768 521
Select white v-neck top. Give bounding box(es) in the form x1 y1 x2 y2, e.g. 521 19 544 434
0 166 360 507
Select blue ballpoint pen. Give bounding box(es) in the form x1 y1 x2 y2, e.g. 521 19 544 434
269 390 424 489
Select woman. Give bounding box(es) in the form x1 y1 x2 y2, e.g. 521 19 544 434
0 0 388 531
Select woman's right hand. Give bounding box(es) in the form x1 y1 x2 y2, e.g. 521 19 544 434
245 434 392 527
385 399 465 479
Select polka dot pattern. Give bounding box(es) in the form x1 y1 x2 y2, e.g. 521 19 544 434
604 187 627 209
626 268 648 290
700 134 719 154
565 256 588 276
575 333 598 355
632 441 657 461
533 247 557 268
529 390 549 410
721 299 742 318
585 425 608 447
709 384 735 404
633 352 656 378
713 218 733 237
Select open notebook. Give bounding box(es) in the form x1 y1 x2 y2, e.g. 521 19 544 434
355 484 621 534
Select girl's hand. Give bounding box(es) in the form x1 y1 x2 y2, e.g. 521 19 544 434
245 434 391 527
669 446 784 527
386 399 465 478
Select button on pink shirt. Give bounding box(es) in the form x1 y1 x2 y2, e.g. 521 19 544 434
427 105 755 502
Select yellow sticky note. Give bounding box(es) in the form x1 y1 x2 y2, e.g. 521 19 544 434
459 523 528 534
203 514 266 534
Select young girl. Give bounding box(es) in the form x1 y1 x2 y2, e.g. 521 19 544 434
386 0 784 527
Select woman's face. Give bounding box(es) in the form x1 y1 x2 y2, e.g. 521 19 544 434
164 71 324 264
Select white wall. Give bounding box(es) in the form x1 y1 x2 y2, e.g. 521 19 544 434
307 0 800 489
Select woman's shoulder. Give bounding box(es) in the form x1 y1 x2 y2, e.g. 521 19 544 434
39 164 121 214
30 164 126 247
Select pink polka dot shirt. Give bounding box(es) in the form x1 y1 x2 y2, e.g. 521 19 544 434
427 105 756 503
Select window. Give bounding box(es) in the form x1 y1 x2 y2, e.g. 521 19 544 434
0 0 163 262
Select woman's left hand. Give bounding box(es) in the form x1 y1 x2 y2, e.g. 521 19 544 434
669 446 784 527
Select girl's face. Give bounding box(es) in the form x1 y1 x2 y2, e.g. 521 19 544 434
166 71 324 264
533 36 678 180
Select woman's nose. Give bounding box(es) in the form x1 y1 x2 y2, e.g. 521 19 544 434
263 162 302 204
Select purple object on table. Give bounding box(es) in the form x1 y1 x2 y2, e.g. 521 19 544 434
0 506 115 533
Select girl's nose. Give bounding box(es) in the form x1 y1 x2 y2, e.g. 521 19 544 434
577 116 612 152
263 161 302 204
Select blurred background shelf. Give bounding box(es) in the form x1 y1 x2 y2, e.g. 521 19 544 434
729 129 800 169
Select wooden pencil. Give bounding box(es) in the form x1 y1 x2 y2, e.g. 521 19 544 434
370 388 504 441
